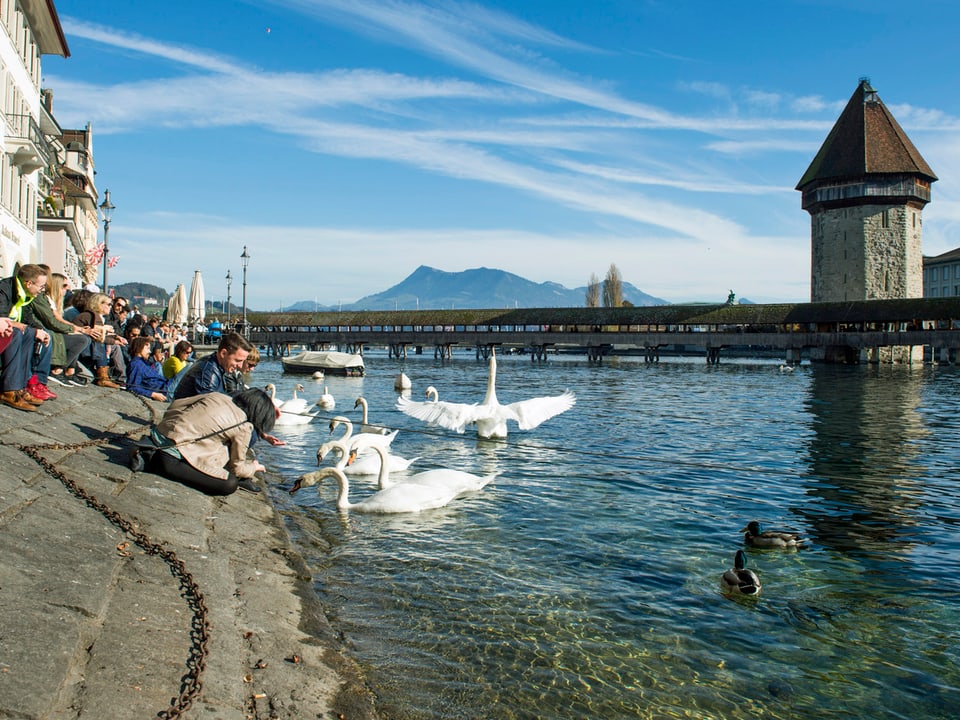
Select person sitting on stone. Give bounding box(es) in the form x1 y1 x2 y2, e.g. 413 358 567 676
71 292 121 389
0 263 55 401
125 336 172 401
145 387 279 494
32 271 92 388
161 340 193 396
0 317 44 411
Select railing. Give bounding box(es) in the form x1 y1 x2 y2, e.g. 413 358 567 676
4 112 52 163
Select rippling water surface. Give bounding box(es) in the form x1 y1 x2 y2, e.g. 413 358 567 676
260 353 960 720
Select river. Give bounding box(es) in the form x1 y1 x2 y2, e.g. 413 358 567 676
259 351 960 720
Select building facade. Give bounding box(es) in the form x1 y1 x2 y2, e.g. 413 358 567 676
923 248 960 299
797 79 937 304
0 0 68 276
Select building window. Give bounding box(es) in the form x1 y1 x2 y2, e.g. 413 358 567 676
881 209 890 228
931 267 939 281
931 287 939 297
955 265 960 279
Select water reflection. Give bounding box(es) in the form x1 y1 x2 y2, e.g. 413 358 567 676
799 366 928 559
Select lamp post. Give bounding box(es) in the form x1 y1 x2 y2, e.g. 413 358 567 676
225 269 232 327
98 189 115 294
240 246 250 337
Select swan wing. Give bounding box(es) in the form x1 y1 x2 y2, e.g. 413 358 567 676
506 390 576 430
358 481 462 513
396 395 483 434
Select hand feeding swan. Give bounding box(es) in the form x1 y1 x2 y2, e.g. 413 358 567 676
354 396 389 434
290 445 495 513
395 348 575 438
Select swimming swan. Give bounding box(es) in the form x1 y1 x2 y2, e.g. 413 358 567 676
721 550 762 596
395 349 575 438
355 396 390 434
271 383 318 425
315 386 335 410
317 439 418 484
291 446 495 513
425 386 439 402
329 416 397 454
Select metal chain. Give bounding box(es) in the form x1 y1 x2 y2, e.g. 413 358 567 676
15 398 210 720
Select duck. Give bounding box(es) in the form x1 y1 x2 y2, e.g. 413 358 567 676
317 439 418 484
395 348 575 439
290 445 495 514
315 386 336 410
354 396 390 434
740 521 807 549
721 550 762 596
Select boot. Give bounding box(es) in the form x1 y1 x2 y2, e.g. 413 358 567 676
19 389 44 405
94 366 122 389
1 390 37 412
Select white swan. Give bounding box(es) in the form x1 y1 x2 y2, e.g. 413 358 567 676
395 349 575 438
263 383 283 408
354 396 389 434
273 383 318 425
425 386 439 402
329 415 397 454
317 439 418 484
312 370 325 380
290 446 495 513
394 372 412 391
315 385 335 410
779 364 795 372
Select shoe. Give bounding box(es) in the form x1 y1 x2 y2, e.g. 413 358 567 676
1 390 37 412
66 374 88 386
19 389 44 405
237 478 262 494
28 382 57 400
94 366 121 389
49 374 70 387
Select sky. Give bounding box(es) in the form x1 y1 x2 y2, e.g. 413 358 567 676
43 0 960 310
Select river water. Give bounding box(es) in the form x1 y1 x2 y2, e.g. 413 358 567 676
259 351 960 720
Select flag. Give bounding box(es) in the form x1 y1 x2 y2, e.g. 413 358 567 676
108 255 120 268
85 242 105 264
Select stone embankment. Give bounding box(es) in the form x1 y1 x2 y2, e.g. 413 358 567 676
0 381 376 719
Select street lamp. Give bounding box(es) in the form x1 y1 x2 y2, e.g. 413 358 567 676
225 269 232 328
240 246 250 337
98 189 115 294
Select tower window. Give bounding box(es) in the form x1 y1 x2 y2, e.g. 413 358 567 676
881 209 890 228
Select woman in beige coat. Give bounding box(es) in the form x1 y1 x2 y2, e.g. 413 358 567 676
152 388 278 494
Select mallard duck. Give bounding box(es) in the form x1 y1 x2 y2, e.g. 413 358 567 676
721 550 761 596
740 521 806 549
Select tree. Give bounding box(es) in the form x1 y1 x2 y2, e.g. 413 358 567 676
602 263 623 307
585 273 601 307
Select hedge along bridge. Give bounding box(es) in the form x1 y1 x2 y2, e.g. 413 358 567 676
245 297 960 365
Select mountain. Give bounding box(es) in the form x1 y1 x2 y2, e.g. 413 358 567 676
284 266 667 311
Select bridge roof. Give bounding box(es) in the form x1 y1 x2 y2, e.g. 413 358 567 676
247 297 960 328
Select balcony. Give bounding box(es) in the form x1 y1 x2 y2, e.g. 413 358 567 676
4 113 51 174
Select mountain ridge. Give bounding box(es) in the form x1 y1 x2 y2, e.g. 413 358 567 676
283 265 669 311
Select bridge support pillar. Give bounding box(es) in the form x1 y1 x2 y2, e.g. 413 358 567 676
434 344 452 360
784 347 802 365
706 347 721 365
530 345 549 362
644 346 659 363
587 345 610 365
389 343 407 359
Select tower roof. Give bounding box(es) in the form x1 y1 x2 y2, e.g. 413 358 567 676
796 79 937 190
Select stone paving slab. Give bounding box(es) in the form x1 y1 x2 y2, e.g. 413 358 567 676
0 383 376 719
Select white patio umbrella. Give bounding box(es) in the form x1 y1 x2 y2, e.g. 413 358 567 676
188 270 206 326
166 283 187 325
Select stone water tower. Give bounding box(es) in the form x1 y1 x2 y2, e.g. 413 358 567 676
797 78 937 303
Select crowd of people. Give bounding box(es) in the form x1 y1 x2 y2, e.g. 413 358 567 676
1 263 280 496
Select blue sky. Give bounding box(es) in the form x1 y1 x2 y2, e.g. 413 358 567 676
44 0 960 310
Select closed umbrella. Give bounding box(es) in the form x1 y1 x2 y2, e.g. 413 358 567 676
166 283 187 325
188 270 206 340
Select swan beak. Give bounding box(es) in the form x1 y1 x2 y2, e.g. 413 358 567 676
346 449 358 466
289 479 303 494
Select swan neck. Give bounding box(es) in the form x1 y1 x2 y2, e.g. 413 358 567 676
483 355 497 404
373 445 391 489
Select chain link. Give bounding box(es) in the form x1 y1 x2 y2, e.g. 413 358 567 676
15 398 210 719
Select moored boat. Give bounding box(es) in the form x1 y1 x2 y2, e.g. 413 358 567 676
281 350 365 376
